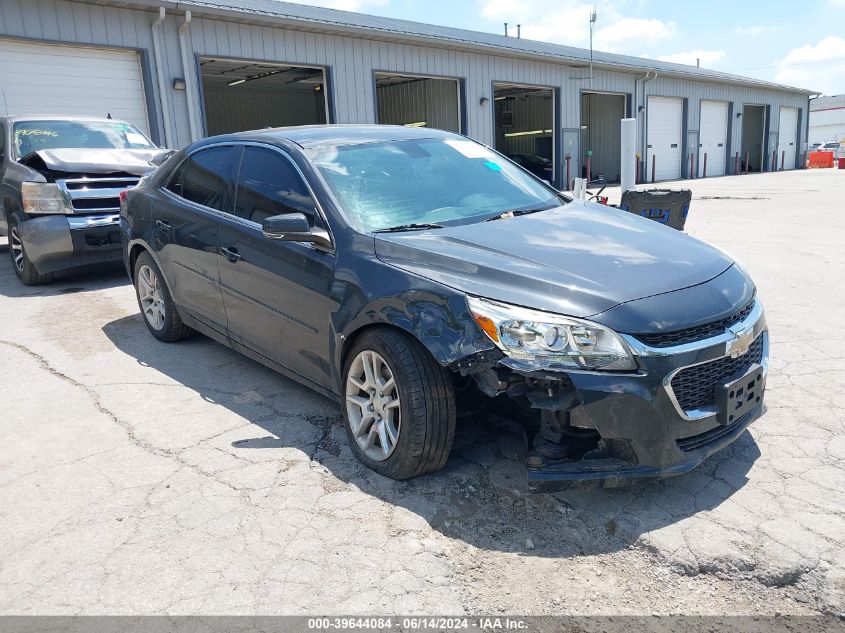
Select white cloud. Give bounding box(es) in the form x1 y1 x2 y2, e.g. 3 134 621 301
735 25 778 36
774 36 845 94
657 49 726 67
280 0 388 10
476 0 674 53
596 18 676 50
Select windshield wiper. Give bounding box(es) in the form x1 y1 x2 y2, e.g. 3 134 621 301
484 204 556 222
374 222 445 233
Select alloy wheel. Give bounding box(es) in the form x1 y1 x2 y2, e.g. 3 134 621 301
137 264 166 330
10 226 24 273
345 350 401 461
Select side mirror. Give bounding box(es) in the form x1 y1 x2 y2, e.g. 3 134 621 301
262 212 332 249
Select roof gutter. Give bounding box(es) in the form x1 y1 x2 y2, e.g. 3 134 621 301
178 9 203 142
150 7 174 147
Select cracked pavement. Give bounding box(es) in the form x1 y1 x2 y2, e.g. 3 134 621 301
0 169 842 615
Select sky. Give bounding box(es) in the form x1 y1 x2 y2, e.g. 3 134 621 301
281 0 845 95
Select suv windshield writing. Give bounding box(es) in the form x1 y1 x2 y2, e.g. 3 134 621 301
13 120 155 159
310 138 562 231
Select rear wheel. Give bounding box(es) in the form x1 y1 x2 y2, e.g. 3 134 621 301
342 328 456 479
133 251 192 342
8 216 54 286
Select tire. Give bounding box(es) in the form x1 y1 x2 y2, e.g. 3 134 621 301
342 328 456 480
7 215 54 286
133 251 192 342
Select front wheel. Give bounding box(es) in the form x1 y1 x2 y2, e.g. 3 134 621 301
7 215 53 285
133 251 192 342
342 328 456 480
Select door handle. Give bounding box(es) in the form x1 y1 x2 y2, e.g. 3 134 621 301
155 219 171 233
219 246 242 263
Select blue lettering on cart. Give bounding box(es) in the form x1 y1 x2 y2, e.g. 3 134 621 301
640 208 670 223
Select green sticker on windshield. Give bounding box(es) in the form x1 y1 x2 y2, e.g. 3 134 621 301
483 160 502 171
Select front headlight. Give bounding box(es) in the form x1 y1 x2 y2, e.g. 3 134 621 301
467 296 637 372
21 182 71 214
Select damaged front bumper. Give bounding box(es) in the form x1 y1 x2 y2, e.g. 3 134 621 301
17 213 123 274
471 301 769 491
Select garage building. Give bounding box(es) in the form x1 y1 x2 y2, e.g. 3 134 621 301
0 0 814 187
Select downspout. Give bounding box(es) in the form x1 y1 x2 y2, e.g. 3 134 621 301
635 72 656 179
150 7 174 147
178 10 202 142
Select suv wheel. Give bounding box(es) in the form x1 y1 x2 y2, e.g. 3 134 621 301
342 328 456 479
133 251 192 342
7 216 54 285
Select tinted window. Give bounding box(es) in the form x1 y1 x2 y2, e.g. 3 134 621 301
167 146 239 212
234 147 317 225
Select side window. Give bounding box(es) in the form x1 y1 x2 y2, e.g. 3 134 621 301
234 147 319 226
0 124 5 159
166 146 238 212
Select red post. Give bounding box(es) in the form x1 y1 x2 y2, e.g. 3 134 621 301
772 150 777 172
745 152 749 175
651 154 656 183
734 152 740 175
586 157 592 181
781 150 785 171
703 152 708 179
565 155 571 190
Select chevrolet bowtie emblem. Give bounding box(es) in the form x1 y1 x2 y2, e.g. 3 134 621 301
726 324 754 358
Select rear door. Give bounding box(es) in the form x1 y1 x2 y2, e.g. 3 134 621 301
218 144 336 389
153 145 239 334
699 100 728 177
647 96 683 181
777 107 799 170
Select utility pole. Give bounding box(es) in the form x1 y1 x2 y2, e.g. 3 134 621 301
589 8 597 87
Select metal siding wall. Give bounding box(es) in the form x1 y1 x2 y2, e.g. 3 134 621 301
581 92 625 181
376 78 460 132
0 0 811 167
203 87 325 135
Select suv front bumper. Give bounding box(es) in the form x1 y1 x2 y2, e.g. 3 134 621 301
16 214 123 275
520 302 769 491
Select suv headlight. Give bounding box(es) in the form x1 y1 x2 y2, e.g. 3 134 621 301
21 182 72 214
467 296 636 372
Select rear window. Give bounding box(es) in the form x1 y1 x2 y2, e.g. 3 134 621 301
12 120 155 159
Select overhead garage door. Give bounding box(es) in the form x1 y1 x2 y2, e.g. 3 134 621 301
778 107 799 170
647 96 683 181
0 39 150 135
699 100 728 177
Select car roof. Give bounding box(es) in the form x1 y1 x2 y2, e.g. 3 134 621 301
209 124 464 150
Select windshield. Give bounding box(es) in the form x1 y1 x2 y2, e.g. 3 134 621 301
13 120 155 159
310 137 562 231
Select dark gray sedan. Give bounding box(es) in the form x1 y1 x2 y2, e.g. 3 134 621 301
121 125 768 490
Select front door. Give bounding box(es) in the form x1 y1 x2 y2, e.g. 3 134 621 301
152 144 239 334
218 145 336 390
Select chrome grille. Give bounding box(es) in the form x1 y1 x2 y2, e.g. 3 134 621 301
635 300 756 348
670 333 765 411
57 176 140 214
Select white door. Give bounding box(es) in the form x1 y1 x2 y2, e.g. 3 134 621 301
699 100 728 177
0 39 150 135
777 107 799 170
646 96 683 181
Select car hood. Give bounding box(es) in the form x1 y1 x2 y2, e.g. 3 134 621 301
19 148 169 176
374 200 734 318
